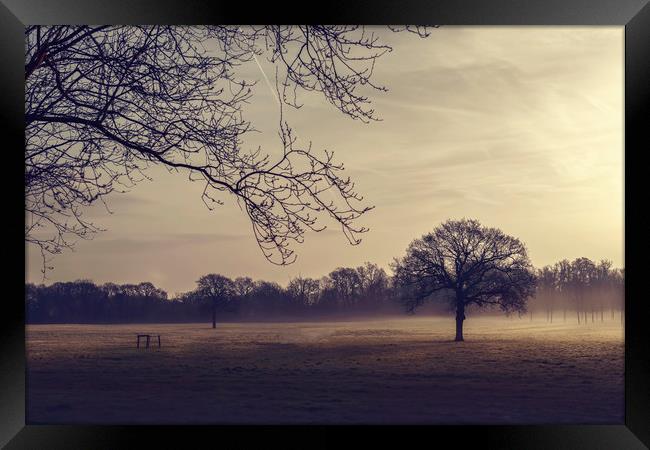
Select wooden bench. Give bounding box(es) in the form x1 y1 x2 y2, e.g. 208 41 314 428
136 334 161 348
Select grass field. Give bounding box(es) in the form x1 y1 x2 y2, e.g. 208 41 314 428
26 316 624 424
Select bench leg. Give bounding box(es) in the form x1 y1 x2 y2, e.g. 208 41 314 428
137 336 140 348
146 336 150 348
158 335 161 348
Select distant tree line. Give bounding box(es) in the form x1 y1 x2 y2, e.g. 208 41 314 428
26 263 398 324
529 258 624 324
25 258 623 325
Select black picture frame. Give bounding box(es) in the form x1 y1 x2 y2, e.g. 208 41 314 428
2 1 648 448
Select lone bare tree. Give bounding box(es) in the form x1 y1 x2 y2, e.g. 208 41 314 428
392 219 537 341
197 274 235 328
25 25 432 273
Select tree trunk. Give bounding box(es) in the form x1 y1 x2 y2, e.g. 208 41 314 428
455 315 464 342
212 300 217 329
455 302 465 342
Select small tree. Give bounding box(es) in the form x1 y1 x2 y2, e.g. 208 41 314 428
287 276 321 309
325 267 363 309
536 265 557 323
553 259 572 322
197 274 235 328
233 277 255 299
593 259 613 322
356 262 391 312
392 219 537 341
567 257 596 324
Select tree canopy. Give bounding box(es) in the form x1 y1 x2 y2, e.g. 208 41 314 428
392 218 537 340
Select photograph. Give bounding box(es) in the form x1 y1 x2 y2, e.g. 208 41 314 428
24 25 625 425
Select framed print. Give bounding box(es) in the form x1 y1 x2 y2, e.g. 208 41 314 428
2 0 649 448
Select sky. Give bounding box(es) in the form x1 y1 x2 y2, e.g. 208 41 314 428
25 26 624 295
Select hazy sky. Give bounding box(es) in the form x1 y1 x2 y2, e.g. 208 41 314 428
26 27 624 294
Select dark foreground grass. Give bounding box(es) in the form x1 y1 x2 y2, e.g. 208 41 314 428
26 317 624 424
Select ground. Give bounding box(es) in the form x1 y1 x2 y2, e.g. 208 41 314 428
26 316 624 424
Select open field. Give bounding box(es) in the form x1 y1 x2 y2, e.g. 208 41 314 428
26 317 624 424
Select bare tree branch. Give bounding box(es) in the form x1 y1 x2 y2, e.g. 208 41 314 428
25 25 433 273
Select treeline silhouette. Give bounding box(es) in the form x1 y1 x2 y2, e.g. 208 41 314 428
25 258 624 324
529 258 624 324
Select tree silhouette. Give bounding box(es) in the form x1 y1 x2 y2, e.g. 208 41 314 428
593 259 613 322
233 276 255 299
536 265 557 323
567 257 596 324
25 26 433 273
356 262 391 311
325 267 363 309
287 276 320 308
554 259 572 322
196 274 235 328
392 219 537 341
25 256 622 324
